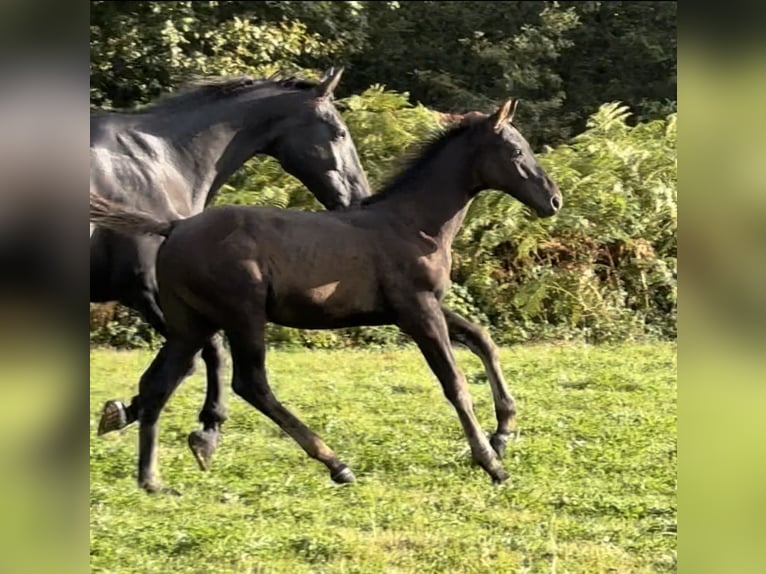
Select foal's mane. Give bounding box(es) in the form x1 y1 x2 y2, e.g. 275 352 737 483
361 122 477 206
116 74 319 114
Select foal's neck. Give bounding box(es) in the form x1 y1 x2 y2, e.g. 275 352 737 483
376 137 477 251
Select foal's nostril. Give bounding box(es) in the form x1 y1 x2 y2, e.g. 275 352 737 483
550 195 562 212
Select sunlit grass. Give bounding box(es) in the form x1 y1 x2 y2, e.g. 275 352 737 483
91 343 676 573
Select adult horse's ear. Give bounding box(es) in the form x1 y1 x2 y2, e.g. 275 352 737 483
490 99 518 132
316 67 345 99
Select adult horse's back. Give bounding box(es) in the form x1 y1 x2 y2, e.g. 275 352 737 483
90 68 370 455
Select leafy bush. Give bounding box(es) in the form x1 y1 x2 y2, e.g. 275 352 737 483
90 92 676 349
90 303 163 349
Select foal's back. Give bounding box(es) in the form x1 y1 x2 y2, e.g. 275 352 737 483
157 205 408 330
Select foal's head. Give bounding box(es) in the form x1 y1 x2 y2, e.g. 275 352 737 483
468 100 562 217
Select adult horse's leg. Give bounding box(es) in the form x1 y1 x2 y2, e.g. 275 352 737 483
135 336 202 494
398 296 509 484
188 332 228 471
442 306 516 458
227 318 355 484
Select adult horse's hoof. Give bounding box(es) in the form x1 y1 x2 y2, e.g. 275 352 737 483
331 466 356 484
490 432 510 459
97 400 128 436
491 468 510 486
187 430 218 471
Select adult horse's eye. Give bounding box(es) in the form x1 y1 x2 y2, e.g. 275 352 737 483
336 128 347 140
512 148 523 158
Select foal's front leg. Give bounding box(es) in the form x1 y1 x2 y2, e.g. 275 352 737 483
442 306 516 458
399 296 509 484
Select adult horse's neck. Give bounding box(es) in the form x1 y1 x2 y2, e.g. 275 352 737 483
366 130 478 251
137 88 300 212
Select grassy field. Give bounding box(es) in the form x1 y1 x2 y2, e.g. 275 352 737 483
90 343 676 573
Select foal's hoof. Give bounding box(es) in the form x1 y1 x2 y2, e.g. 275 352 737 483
142 481 182 496
97 400 128 436
331 466 356 484
490 432 510 459
187 430 219 471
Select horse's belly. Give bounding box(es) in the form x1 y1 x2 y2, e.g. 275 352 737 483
270 309 394 330
267 282 388 329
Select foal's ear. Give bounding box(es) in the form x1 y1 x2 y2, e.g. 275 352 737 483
316 67 345 99
490 99 519 131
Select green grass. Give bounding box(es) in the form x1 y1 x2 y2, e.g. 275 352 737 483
90 343 676 573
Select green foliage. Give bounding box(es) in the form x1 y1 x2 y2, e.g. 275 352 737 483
89 304 163 350
90 1 342 109
557 1 677 133
90 2 676 146
339 86 441 187
340 1 582 146
91 343 677 573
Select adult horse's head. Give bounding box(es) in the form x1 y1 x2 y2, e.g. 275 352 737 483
269 67 370 209
467 100 562 217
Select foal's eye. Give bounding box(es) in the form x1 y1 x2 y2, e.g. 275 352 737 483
512 148 523 158
336 128 347 139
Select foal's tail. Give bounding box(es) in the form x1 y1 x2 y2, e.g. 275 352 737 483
89 191 178 238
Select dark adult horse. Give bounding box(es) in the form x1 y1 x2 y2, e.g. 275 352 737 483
90 99 562 493
90 68 370 459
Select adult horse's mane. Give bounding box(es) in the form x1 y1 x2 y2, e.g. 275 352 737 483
362 121 478 206
99 74 320 115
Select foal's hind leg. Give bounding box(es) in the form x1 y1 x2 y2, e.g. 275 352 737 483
135 337 202 494
442 306 516 458
98 286 173 435
187 332 228 471
228 320 355 484
398 296 508 484
98 285 227 457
